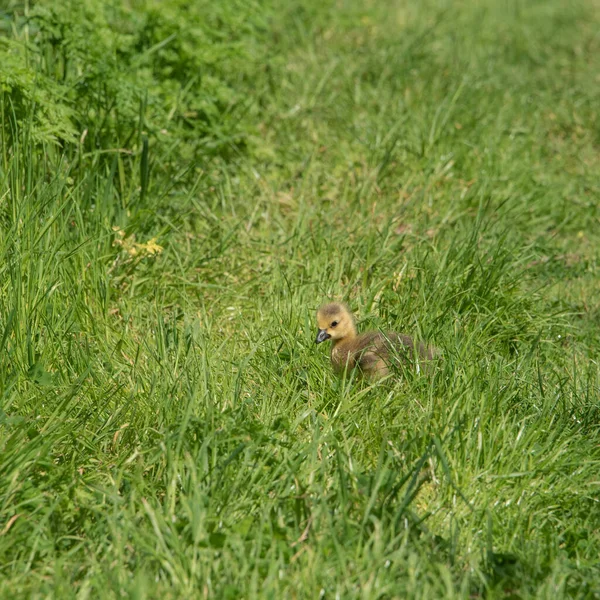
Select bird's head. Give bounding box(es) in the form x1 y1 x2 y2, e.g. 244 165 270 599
315 302 356 344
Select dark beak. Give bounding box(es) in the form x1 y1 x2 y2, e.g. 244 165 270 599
315 329 331 344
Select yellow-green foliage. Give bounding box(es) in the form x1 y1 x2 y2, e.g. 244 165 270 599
1 1 600 598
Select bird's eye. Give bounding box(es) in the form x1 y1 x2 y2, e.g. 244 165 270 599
331 321 338 327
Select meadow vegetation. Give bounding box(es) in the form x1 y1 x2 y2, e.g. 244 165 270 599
1 0 600 597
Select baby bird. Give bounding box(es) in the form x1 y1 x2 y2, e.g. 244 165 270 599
315 302 436 378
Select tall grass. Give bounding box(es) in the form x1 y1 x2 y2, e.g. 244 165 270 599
1 0 599 597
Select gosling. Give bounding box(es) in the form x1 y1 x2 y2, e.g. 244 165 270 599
315 302 437 378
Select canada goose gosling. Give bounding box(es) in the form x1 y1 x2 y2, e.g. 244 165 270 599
316 302 436 378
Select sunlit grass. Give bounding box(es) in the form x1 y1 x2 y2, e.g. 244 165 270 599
1 0 599 597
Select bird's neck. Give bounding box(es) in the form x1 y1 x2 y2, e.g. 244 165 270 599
332 328 357 350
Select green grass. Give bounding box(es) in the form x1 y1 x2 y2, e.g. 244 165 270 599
1 0 600 597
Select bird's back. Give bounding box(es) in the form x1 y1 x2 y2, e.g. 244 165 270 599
331 330 435 377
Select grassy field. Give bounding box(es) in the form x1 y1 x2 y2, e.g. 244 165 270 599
1 0 600 597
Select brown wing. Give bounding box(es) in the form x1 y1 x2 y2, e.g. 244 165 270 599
333 331 438 377
379 332 433 358
331 332 380 375
352 332 392 376
361 332 436 374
